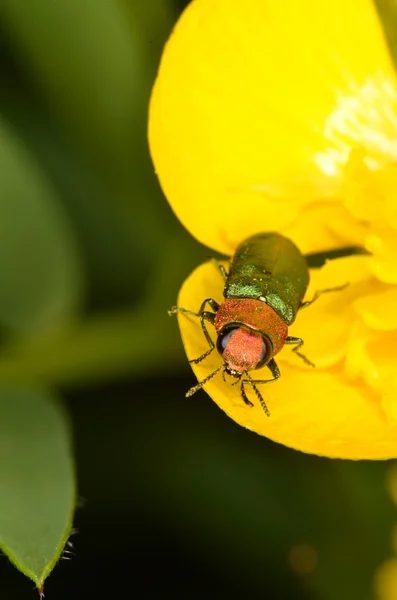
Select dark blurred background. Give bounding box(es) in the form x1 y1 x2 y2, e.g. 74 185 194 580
0 1 396 599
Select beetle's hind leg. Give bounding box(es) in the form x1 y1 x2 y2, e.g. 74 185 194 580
285 336 315 367
169 298 220 364
299 283 349 310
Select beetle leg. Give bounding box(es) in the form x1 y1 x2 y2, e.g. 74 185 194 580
285 336 315 367
240 382 254 407
241 378 269 416
186 363 225 397
211 258 229 280
240 359 281 416
169 300 220 364
299 283 349 310
189 311 217 364
242 358 281 385
305 246 368 269
168 297 220 318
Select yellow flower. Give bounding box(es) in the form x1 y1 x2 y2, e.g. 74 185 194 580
148 0 397 459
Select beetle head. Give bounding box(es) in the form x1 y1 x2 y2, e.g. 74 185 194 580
216 323 273 375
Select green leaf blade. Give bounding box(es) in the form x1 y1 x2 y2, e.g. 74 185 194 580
0 117 83 334
0 389 76 587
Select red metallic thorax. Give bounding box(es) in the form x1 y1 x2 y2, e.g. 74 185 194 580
214 298 288 358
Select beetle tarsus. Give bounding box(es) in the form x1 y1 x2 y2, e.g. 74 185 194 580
240 364 281 417
169 298 220 318
240 382 254 407
242 376 270 416
285 336 315 367
189 346 215 364
186 364 225 397
168 306 196 317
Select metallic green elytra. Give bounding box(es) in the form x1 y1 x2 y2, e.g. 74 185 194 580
224 232 309 325
170 232 348 416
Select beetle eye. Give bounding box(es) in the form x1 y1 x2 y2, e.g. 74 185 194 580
216 326 239 355
256 336 273 369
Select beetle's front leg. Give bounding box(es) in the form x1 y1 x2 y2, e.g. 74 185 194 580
169 298 220 364
169 297 220 318
242 359 281 388
240 359 281 416
189 311 217 364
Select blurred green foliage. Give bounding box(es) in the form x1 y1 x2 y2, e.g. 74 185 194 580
0 0 396 598
0 0 208 381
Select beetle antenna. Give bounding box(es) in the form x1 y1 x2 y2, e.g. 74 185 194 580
186 364 225 397
244 372 270 416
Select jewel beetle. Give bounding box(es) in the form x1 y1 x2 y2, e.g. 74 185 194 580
170 232 346 416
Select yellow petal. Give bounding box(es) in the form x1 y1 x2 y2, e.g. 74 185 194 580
341 157 397 281
345 325 397 425
343 154 397 224
354 287 397 330
175 260 397 459
286 255 373 368
282 201 368 255
149 0 397 254
307 254 373 288
367 230 397 284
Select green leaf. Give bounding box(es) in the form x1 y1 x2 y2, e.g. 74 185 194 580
0 0 146 177
0 117 83 333
0 388 75 589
